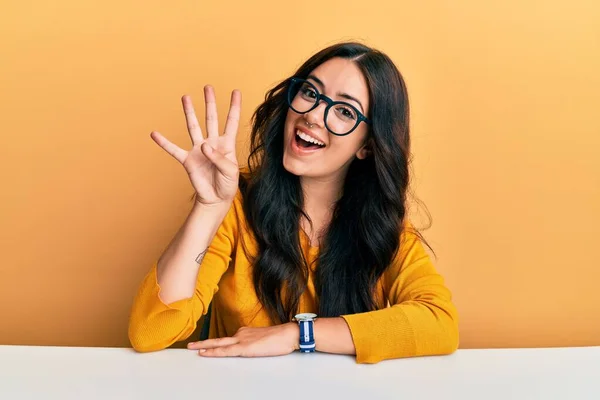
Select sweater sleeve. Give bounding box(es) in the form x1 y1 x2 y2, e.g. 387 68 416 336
127 191 241 352
341 223 459 364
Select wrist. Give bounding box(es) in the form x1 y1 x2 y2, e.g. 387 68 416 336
294 313 317 353
284 322 300 351
193 196 232 211
191 198 231 222
187 200 232 247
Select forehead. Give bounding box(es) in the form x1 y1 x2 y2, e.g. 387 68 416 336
309 57 369 109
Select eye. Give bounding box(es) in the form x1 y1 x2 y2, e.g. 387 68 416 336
300 84 317 99
335 105 357 120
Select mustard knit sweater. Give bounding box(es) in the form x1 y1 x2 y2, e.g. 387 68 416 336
128 190 459 364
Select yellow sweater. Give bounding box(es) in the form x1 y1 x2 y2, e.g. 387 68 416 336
128 190 459 364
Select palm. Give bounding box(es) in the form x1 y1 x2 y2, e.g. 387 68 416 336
183 134 237 205
150 87 242 206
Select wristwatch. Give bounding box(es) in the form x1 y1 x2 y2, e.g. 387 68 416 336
294 313 317 353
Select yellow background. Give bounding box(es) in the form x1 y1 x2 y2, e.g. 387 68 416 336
1 1 599 348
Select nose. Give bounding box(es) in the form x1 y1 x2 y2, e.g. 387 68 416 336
303 100 327 128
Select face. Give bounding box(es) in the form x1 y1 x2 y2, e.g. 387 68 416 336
282 57 371 180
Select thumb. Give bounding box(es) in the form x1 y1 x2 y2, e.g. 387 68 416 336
201 142 237 178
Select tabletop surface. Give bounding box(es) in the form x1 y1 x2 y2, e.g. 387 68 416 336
1 345 599 399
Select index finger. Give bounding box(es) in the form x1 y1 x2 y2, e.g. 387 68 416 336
181 95 204 145
223 89 242 138
199 344 243 357
187 337 238 350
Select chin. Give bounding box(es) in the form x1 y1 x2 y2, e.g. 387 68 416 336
282 154 320 178
282 155 305 176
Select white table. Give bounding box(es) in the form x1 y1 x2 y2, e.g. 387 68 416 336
1 345 599 399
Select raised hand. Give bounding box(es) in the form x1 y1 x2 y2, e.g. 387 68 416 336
150 86 241 206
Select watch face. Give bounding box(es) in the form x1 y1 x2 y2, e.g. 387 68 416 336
295 313 317 321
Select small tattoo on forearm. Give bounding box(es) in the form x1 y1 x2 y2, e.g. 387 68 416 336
195 248 208 264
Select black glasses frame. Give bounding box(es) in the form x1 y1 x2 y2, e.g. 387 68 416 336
286 77 371 136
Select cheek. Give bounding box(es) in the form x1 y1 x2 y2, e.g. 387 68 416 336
325 138 363 164
284 110 300 131
329 131 368 156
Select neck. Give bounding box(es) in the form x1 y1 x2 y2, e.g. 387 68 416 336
299 172 344 232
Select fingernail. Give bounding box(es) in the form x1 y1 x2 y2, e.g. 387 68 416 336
187 342 196 348
199 349 206 353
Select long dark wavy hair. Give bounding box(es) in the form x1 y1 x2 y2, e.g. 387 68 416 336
212 42 430 324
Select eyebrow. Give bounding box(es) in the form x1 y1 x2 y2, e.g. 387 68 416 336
307 74 366 113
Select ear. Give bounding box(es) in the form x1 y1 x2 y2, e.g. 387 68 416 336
355 141 372 160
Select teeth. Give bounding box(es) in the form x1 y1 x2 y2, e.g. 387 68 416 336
296 130 325 147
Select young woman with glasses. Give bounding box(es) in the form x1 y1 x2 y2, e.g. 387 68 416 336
128 42 459 364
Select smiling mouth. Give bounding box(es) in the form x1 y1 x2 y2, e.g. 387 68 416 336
294 129 326 149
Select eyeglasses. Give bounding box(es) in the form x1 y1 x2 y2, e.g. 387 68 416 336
286 77 371 136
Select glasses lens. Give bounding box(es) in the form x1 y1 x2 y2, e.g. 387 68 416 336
288 80 318 113
325 104 359 135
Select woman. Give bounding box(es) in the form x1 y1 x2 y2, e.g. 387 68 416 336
128 42 459 364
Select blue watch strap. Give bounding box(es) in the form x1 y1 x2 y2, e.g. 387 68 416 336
299 319 315 353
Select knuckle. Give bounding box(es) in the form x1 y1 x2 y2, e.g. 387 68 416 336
215 348 226 356
234 327 247 336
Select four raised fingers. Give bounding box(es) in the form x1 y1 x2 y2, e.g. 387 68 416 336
155 88 240 162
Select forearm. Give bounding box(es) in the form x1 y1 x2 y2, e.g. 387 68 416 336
313 317 356 355
342 301 459 363
156 200 230 303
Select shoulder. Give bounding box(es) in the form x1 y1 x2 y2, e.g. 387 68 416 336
394 218 432 266
380 219 436 292
399 219 428 246
400 219 418 240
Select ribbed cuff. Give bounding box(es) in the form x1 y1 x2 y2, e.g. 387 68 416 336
149 263 194 313
342 307 416 364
